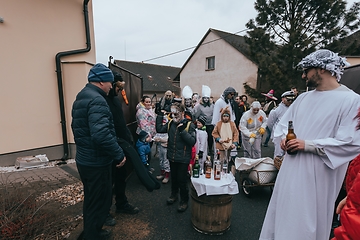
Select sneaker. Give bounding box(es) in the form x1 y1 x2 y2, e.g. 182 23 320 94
103 214 116 226
162 177 169 184
177 201 188 212
116 203 139 214
166 195 178 205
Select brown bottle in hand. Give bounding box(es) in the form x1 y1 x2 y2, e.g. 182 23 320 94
286 121 298 155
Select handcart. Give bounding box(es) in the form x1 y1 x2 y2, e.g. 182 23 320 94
234 157 278 197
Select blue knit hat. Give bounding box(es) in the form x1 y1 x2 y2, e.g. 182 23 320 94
88 63 114 82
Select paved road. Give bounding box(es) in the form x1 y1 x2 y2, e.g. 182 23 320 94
1 141 275 240
119 141 276 240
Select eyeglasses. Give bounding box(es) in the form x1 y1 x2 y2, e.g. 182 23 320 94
165 95 172 97
303 68 312 76
230 93 235 96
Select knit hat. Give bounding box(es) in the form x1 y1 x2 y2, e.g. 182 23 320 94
88 63 114 82
138 130 149 142
197 115 207 126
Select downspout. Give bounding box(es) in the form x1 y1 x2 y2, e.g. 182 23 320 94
55 0 91 161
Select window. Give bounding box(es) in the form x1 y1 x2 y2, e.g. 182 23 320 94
206 56 215 70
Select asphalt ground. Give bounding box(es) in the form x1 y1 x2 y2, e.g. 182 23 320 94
0 140 276 240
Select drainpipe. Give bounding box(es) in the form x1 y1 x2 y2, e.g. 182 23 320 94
55 0 91 162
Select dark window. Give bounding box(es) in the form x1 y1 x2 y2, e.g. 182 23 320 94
206 56 215 70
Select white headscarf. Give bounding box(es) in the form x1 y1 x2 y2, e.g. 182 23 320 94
297 49 350 82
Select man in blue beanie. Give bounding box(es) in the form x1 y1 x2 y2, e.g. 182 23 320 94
71 63 125 240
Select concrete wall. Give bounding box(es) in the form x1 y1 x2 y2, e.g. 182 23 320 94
180 31 258 100
0 0 96 166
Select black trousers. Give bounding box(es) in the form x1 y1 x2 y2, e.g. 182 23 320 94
76 163 112 240
205 124 214 154
112 161 127 208
170 161 189 203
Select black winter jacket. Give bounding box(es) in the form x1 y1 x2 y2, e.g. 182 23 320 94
156 115 196 164
71 83 124 167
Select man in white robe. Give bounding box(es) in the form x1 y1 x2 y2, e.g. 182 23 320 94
260 49 360 240
211 87 236 125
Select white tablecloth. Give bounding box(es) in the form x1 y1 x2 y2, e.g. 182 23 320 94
191 173 239 197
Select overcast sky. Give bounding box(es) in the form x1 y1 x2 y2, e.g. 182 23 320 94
92 0 358 68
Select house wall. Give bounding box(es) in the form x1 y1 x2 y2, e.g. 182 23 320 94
180 31 258 100
0 0 96 166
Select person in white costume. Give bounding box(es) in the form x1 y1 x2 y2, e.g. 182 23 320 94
260 49 360 240
239 101 267 159
211 87 236 125
267 91 295 158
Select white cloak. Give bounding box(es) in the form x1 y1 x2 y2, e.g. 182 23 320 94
260 85 360 240
211 96 235 125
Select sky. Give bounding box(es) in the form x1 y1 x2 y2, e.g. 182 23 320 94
92 0 358 68
92 0 258 67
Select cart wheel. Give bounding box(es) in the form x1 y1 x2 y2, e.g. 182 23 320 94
242 178 252 197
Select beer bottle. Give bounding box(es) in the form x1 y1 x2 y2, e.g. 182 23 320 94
214 150 221 180
286 121 298 155
193 155 200 178
205 156 212 179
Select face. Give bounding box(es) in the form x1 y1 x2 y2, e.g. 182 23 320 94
165 93 172 100
227 92 235 99
241 96 247 102
170 107 183 123
184 98 192 107
291 88 298 96
202 97 209 103
303 68 321 88
196 121 203 129
100 82 113 95
283 97 294 107
235 97 240 103
143 97 152 109
222 114 230 123
145 135 152 142
252 108 260 114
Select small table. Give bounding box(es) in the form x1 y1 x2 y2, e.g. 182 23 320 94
190 173 239 235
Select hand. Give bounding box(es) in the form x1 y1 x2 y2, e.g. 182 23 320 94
230 144 235 149
258 127 266 135
249 133 256 138
116 157 126 168
336 197 347 214
219 138 224 143
285 139 305 153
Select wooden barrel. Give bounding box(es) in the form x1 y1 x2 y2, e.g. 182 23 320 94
190 184 233 235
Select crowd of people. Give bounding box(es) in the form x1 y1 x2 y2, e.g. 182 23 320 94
71 48 360 240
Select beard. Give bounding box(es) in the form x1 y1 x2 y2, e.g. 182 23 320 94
306 71 321 88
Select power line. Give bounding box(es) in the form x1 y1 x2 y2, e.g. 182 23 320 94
142 28 249 63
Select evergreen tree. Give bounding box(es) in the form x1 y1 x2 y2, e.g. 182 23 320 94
245 0 360 97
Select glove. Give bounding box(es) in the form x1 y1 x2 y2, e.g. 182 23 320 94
198 151 203 159
249 133 256 138
258 127 266 135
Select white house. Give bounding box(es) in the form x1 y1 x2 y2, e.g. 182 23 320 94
179 28 258 100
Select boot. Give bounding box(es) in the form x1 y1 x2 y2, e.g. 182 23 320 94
156 170 165 180
162 172 170 184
